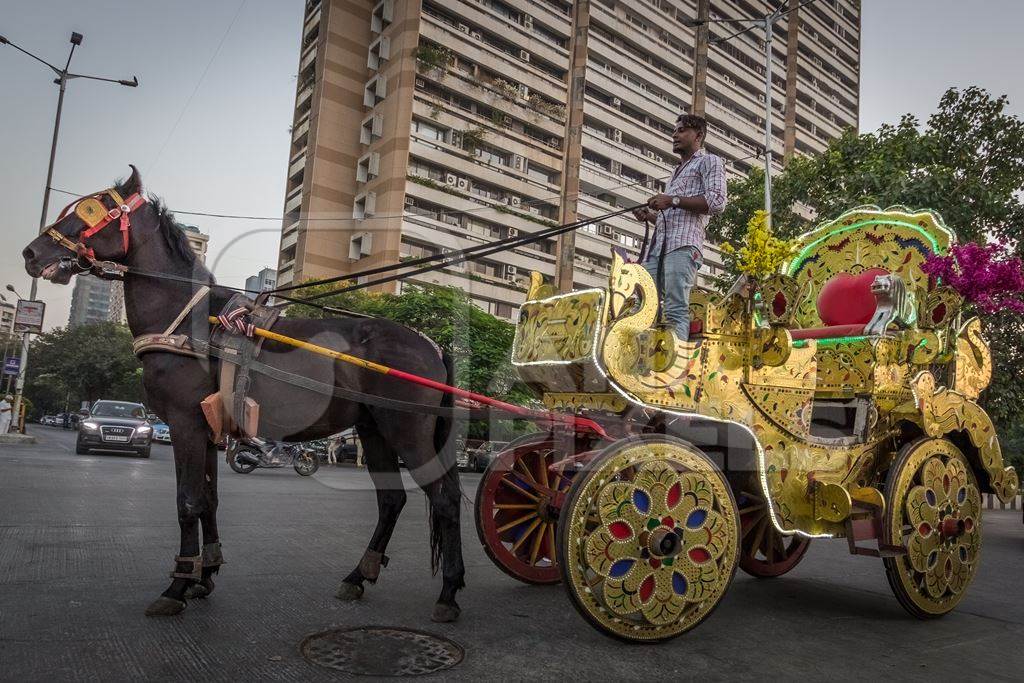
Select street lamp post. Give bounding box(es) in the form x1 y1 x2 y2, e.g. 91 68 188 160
1 32 138 431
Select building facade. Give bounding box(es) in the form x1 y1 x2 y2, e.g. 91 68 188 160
1 301 15 335
277 0 860 320
245 267 278 293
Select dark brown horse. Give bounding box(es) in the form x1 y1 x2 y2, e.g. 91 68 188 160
22 167 465 621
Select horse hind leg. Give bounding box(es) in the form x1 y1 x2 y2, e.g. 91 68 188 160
426 465 465 623
336 424 407 601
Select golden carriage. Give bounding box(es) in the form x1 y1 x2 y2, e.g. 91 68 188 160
474 207 1019 642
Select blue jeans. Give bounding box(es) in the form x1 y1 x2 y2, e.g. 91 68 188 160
642 246 702 341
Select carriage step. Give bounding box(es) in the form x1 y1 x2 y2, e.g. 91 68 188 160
844 510 906 558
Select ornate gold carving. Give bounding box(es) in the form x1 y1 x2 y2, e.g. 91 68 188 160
911 372 1018 502
541 392 628 413
917 285 962 330
513 290 604 364
750 326 792 368
813 339 876 396
757 274 809 326
953 317 991 400
812 482 852 523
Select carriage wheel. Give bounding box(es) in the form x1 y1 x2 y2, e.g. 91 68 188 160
737 489 811 578
557 435 740 642
474 436 577 585
883 438 982 619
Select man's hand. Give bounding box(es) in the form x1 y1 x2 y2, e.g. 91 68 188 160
632 206 657 222
647 193 674 210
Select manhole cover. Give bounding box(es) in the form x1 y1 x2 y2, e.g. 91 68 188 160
300 626 464 676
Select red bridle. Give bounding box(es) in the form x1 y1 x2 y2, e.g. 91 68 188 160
46 187 146 266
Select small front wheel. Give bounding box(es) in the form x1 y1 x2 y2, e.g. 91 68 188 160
558 435 740 643
883 438 982 618
294 450 320 476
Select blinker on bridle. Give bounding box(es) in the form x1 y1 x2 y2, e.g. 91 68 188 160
44 186 146 276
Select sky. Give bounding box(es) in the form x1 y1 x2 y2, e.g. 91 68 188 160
1 0 1022 331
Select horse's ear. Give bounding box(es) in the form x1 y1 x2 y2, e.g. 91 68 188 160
122 165 143 196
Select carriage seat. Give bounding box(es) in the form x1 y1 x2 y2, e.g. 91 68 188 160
790 268 891 341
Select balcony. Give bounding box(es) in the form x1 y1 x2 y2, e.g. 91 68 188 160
280 229 299 252
300 42 317 73
288 155 307 179
303 6 321 39
284 189 303 215
296 84 314 109
292 118 310 145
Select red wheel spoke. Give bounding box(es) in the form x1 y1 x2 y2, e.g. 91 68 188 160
498 512 538 534
499 476 540 502
512 518 543 553
535 452 551 490
493 503 537 510
529 522 547 565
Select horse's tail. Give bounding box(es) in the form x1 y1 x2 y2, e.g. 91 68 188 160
429 348 460 575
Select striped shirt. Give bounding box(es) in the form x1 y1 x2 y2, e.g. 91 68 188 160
643 148 727 260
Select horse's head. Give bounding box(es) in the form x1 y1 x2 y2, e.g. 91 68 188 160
23 165 147 285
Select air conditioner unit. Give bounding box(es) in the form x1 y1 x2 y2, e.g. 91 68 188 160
510 196 521 206
523 16 534 30
415 77 426 88
441 247 455 255
528 206 540 215
457 177 469 190
450 131 463 148
612 129 622 143
512 155 525 171
404 196 415 207
503 196 513 205
599 224 614 237
645 150 656 159
445 173 458 186
458 23 470 33
470 30 482 40
518 84 529 98
505 265 518 278
612 97 622 108
547 137 559 147
518 50 530 62
507 227 519 238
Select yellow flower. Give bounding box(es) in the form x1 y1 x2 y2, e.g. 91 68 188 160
723 211 795 279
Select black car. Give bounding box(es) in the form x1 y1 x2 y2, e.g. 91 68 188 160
76 400 153 458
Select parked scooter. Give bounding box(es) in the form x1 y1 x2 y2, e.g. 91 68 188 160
227 436 320 476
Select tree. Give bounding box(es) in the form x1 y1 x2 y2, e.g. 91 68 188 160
24 322 145 416
715 86 1024 431
287 283 537 440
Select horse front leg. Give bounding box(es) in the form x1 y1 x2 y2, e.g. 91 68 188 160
185 440 223 600
145 414 210 616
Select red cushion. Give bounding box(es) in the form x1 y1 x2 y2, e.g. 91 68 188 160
790 323 867 341
816 268 888 326
690 319 703 336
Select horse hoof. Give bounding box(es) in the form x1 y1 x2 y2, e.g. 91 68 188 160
335 582 364 601
144 596 186 617
185 581 212 600
431 603 460 623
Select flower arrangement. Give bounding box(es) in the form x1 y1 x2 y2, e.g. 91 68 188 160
921 241 1024 314
719 210 795 279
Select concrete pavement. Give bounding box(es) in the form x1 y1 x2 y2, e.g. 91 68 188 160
1 426 1023 680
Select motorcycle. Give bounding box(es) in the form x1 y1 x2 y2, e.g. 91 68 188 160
227 436 320 476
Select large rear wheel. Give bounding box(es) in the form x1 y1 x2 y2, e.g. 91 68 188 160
558 435 740 643
883 438 982 618
736 489 810 578
474 435 577 584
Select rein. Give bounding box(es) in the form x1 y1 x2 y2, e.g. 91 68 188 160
44 186 145 277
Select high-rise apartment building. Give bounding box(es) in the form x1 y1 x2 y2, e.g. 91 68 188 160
1 301 15 335
277 0 859 320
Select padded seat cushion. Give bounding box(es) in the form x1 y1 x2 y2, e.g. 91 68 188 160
816 268 888 326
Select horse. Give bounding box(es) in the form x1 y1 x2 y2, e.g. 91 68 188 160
21 166 465 622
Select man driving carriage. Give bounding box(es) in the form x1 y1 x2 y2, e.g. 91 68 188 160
632 113 727 341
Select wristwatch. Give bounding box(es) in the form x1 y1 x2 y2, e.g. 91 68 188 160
671 195 681 208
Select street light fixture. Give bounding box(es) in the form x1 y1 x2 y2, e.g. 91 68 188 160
2 31 138 431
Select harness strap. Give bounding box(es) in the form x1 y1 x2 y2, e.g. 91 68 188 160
163 286 211 336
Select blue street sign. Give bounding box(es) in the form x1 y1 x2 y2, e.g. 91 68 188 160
3 357 20 376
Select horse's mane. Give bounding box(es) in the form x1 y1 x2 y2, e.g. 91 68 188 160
115 179 210 276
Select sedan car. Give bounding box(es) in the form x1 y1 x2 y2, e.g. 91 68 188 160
76 400 153 457
151 421 171 444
